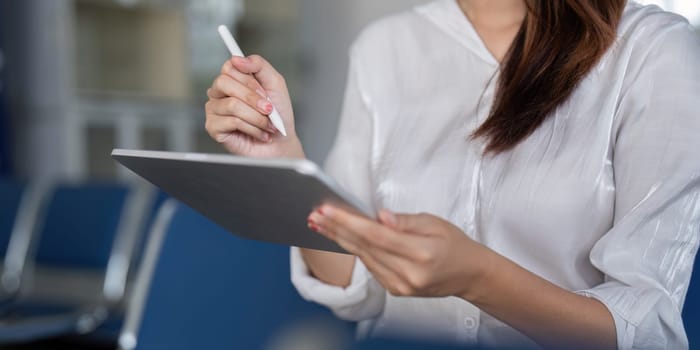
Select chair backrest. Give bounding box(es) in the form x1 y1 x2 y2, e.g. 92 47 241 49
119 201 342 350
0 179 25 258
683 253 699 347
0 179 47 294
34 182 130 269
32 181 152 302
130 191 169 270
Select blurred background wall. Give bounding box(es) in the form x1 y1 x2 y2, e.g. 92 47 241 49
0 0 697 178
0 0 429 182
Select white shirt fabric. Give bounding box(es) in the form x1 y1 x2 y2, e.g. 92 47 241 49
290 1 700 348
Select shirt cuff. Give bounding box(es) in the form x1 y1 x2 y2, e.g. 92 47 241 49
290 247 385 321
575 281 683 350
576 287 635 350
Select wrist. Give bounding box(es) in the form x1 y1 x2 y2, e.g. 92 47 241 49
457 242 499 303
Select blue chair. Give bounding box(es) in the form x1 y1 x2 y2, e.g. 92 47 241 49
683 253 699 348
0 179 26 301
0 182 153 344
0 179 25 260
0 57 9 177
119 201 347 350
86 190 170 343
0 179 47 300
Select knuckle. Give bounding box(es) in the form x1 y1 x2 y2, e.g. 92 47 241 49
405 280 422 293
415 250 433 265
397 283 413 296
227 98 241 113
213 75 227 92
406 272 428 291
248 54 263 63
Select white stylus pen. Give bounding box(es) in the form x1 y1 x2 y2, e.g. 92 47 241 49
217 25 287 137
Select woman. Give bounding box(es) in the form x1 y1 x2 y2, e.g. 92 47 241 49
204 0 700 348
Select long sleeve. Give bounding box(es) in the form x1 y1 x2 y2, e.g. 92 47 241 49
290 44 386 322
576 20 700 349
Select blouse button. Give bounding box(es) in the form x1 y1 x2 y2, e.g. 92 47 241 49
463 316 477 330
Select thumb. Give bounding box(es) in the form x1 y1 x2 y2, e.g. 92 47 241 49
231 55 286 92
379 210 436 234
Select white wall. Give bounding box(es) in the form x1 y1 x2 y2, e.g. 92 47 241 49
297 0 427 163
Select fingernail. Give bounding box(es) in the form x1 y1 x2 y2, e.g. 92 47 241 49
257 100 272 113
261 133 270 142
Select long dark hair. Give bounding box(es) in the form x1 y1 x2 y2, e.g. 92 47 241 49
472 0 626 154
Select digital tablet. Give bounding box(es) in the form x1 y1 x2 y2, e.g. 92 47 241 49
112 149 373 254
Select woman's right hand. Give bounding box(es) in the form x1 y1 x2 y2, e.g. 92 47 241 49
205 55 305 159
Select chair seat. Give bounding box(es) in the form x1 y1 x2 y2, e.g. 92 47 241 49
0 312 80 344
1 299 80 319
0 299 108 344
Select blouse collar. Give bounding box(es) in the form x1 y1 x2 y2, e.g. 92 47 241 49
415 0 500 67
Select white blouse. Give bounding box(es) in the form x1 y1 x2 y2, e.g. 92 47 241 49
290 1 700 348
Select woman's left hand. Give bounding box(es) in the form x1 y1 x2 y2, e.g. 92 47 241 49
307 205 491 298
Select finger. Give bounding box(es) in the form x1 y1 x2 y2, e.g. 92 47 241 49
209 75 273 116
318 206 414 255
206 115 271 143
309 210 415 259
308 211 364 253
378 209 399 228
332 221 419 277
309 217 414 296
355 253 413 297
391 212 440 234
222 63 268 97
234 119 274 143
231 55 286 92
206 97 275 132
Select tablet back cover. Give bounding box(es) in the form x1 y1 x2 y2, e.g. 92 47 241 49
112 150 369 254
